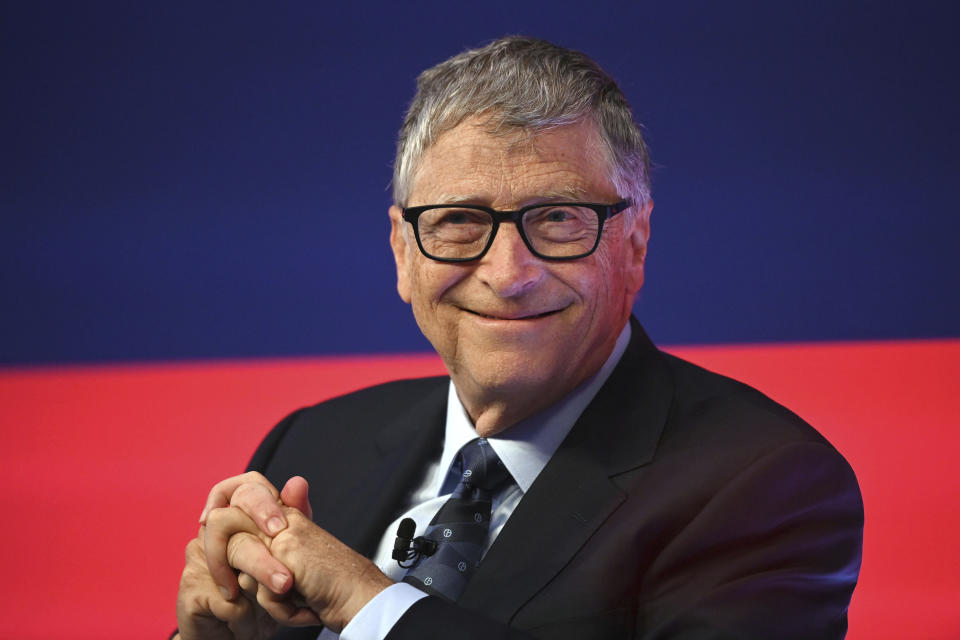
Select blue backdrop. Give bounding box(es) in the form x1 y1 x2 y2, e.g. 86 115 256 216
2 1 957 364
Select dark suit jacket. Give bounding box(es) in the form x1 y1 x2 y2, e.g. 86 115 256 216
250 319 863 639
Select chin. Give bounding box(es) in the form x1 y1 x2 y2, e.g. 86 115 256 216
457 349 561 395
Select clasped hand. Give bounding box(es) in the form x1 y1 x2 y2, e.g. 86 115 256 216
176 472 393 640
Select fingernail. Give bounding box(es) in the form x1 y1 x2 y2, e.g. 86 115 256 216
198 508 207 523
266 516 285 535
271 572 288 592
219 586 231 600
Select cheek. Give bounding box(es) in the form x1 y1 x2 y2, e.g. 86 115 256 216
578 244 630 317
407 262 464 318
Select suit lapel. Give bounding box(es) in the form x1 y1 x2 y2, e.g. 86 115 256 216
459 319 675 622
320 379 448 558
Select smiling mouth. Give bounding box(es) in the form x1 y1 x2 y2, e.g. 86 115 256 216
464 308 563 321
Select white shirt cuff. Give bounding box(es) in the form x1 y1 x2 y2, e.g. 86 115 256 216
338 582 428 640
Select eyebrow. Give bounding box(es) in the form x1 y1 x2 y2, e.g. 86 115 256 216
433 193 484 205
432 185 591 207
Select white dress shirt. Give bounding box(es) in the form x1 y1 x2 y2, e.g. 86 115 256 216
319 323 631 640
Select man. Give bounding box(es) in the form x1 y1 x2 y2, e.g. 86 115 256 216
175 37 863 639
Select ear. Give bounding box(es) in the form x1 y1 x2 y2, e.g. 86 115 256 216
624 199 652 294
389 205 412 303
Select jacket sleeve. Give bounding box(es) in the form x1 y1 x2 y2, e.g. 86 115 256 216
637 441 863 639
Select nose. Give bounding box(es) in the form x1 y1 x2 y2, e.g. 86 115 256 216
474 223 545 297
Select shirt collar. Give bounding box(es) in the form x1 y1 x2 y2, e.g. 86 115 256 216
437 321 632 495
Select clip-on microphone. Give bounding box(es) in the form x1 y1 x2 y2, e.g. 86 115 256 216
392 517 438 568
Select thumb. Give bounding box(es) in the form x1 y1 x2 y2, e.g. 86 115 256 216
280 476 313 520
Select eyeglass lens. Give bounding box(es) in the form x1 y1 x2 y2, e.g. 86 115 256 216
417 205 601 260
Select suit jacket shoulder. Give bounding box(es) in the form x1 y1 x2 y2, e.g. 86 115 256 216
661 349 832 444
248 376 449 556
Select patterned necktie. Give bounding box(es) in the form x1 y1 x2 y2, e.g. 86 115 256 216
403 437 514 600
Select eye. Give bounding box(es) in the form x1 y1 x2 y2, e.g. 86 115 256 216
445 212 473 224
527 205 591 226
544 208 574 222
432 208 489 226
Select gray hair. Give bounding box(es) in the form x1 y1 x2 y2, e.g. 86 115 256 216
392 36 652 220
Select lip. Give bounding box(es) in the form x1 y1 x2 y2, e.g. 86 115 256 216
460 307 565 321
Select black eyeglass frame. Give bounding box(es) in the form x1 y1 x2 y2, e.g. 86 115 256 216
401 199 632 263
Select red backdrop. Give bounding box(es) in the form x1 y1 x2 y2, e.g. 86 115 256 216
1 340 957 638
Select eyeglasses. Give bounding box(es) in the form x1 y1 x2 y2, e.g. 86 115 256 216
401 199 631 263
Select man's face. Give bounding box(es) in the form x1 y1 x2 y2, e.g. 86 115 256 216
389 118 650 433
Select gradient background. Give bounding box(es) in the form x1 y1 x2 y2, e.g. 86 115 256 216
1 2 957 638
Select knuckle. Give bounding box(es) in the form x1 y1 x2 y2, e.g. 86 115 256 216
205 506 231 529
234 481 269 504
232 477 279 509
225 535 244 568
226 531 259 569
230 482 256 504
184 537 202 561
209 477 234 497
176 587 204 617
282 507 306 526
269 531 292 558
243 471 274 491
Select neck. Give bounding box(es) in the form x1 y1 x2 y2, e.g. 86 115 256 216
451 370 593 437
461 396 538 438
462 400 541 438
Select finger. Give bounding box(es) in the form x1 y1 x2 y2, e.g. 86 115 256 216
256 585 322 627
199 471 279 524
237 571 258 599
178 537 257 637
230 481 288 536
205 507 289 600
280 476 313 520
209 591 255 636
226 529 294 596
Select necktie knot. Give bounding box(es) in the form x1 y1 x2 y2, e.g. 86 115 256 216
455 438 511 494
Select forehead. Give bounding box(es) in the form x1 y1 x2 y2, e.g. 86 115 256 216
410 118 617 207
